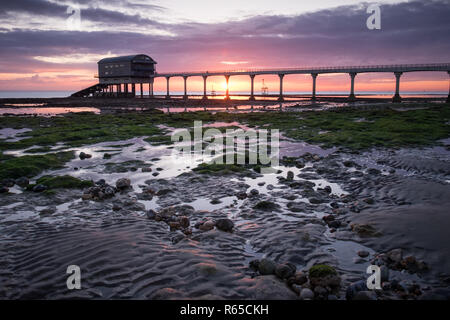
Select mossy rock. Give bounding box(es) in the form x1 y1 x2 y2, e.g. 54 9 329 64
309 264 337 278
28 175 93 190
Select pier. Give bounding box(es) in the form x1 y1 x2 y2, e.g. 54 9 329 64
72 59 450 103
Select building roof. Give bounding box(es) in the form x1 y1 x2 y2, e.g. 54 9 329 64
98 54 157 64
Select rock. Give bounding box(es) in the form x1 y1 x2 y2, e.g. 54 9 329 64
15 177 29 188
79 152 92 160
178 216 190 228
32 184 47 192
314 286 328 296
291 284 302 295
103 153 112 159
156 188 172 196
353 291 377 300
300 288 314 300
351 223 381 237
249 260 260 271
215 218 234 232
2 178 15 187
199 220 215 231
258 258 277 275
115 178 131 190
367 168 381 175
249 189 259 197
308 265 341 290
81 194 92 200
327 294 338 300
275 264 295 280
358 250 370 258
112 203 121 211
142 167 152 172
288 272 308 286
152 172 159 177
323 186 332 193
96 179 106 186
249 275 298 300
286 171 294 181
0 186 9 193
345 280 367 300
343 160 355 167
169 221 181 230
363 197 374 205
387 248 403 263
236 191 247 200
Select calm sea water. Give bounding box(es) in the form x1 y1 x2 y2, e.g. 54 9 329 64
0 90 447 99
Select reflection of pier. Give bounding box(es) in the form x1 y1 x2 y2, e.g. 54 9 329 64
73 55 450 103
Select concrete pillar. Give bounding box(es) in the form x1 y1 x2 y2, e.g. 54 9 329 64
202 75 208 100
349 72 357 101
224 75 230 100
124 83 128 96
447 71 450 103
165 77 170 99
183 76 188 100
132 83 136 97
311 73 318 101
393 72 402 103
140 83 143 98
150 78 154 98
249 75 256 101
278 74 285 102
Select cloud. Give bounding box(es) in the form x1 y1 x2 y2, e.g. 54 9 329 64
0 0 449 90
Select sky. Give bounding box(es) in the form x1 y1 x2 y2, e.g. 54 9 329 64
0 0 449 93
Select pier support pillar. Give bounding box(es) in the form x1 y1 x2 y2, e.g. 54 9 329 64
202 75 208 100
392 72 403 103
349 72 357 101
131 83 136 98
224 75 230 100
116 84 120 98
124 83 128 96
183 76 188 100
249 75 256 101
150 78 154 98
447 71 450 103
165 77 170 99
278 74 285 102
311 73 318 101
140 83 143 98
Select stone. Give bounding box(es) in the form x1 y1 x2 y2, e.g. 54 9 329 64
142 167 152 172
275 264 295 280
178 216 190 228
324 186 332 193
258 258 277 275
32 184 47 192
39 207 56 215
286 171 294 181
103 153 112 159
169 221 181 230
81 194 92 200
146 209 157 219
2 178 15 187
15 177 29 188
236 191 247 200
288 272 308 286
116 178 131 190
249 260 260 271
249 189 259 197
215 218 234 232
345 280 367 300
327 294 338 300
0 186 9 193
367 168 381 175
249 275 298 300
112 203 122 211
387 248 403 263
199 220 215 231
171 232 185 244
358 250 370 258
152 172 159 177
79 152 92 160
314 286 328 296
300 288 314 300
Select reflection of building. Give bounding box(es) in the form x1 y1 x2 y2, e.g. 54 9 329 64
261 79 269 95
97 54 157 84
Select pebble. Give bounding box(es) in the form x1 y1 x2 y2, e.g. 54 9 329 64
215 218 234 232
300 288 314 300
258 258 277 275
358 250 370 258
199 220 215 231
79 152 92 160
116 178 131 190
